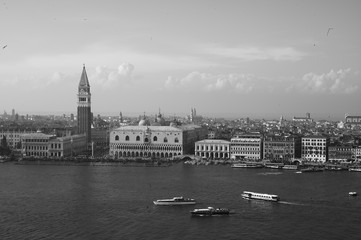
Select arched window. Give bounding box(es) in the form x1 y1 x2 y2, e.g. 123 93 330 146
175 137 179 143
164 137 168 143
136 136 140 141
153 136 158 141
115 135 119 141
125 135 130 141
144 137 149 142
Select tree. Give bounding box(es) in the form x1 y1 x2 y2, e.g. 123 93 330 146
0 136 11 156
1 136 8 148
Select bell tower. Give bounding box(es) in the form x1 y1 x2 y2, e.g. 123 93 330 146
77 64 92 145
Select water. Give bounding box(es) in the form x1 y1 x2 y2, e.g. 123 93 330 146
1 163 361 239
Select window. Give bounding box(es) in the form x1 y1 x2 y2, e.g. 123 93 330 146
145 138 149 142
153 136 157 141
164 137 168 143
115 135 119 141
125 136 130 141
136 136 140 141
175 137 179 143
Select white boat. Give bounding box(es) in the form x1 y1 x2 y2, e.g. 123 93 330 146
153 196 196 205
282 165 298 170
231 163 263 168
349 192 357 196
349 167 361 172
241 191 279 202
264 163 284 169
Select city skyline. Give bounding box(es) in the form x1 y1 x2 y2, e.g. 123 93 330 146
1 0 361 120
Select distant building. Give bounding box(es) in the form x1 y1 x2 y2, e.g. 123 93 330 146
189 107 202 124
301 136 329 162
344 115 361 128
208 131 216 139
293 113 313 122
263 134 301 162
230 132 263 160
194 139 230 159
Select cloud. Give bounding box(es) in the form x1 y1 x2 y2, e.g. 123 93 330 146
165 68 360 95
165 71 258 93
91 63 135 89
202 45 307 62
293 68 359 94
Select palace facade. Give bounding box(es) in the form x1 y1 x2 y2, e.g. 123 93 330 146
109 123 207 159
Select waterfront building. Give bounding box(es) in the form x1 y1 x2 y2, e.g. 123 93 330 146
0 129 36 149
77 65 92 146
109 120 207 159
354 146 361 162
328 144 353 163
21 131 86 157
230 132 262 160
21 131 52 157
263 134 301 162
301 136 329 162
194 139 230 159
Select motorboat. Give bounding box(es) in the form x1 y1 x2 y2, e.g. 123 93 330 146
231 162 263 168
153 196 196 206
349 192 357 196
190 207 230 216
241 191 279 202
264 163 284 169
282 165 298 170
349 167 361 172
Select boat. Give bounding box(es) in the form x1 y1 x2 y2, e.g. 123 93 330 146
300 166 324 173
190 207 230 216
241 191 280 202
264 163 284 169
153 196 196 205
282 165 298 170
231 162 263 168
349 192 357 196
325 165 344 171
349 167 361 172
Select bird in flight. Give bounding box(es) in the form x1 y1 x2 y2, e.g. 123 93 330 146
327 27 333 36
2 45 7 50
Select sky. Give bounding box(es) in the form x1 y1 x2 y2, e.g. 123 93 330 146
1 0 361 120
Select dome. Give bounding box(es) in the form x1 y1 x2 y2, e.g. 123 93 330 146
139 119 150 126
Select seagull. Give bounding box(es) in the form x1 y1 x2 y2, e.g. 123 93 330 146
2 45 7 50
327 27 333 36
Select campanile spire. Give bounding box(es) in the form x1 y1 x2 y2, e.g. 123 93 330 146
77 65 92 146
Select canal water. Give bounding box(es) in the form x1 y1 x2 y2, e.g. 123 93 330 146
0 163 360 239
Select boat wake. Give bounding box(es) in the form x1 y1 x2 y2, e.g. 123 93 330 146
278 201 306 206
257 172 283 176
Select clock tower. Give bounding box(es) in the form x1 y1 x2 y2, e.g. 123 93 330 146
77 64 92 145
